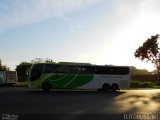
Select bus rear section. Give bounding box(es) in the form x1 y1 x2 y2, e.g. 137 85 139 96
75 66 130 91
28 63 130 92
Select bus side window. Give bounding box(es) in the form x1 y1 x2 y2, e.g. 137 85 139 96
68 66 80 74
80 66 93 74
80 67 87 74
44 64 58 73
57 66 69 73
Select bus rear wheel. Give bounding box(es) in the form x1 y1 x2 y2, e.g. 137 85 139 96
102 83 110 92
42 83 51 92
111 83 119 92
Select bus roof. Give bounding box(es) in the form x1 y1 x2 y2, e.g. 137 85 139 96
58 62 91 65
32 62 129 68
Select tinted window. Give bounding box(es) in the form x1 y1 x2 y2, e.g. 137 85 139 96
30 64 130 78
82 66 130 75
44 64 59 73
94 66 130 75
57 66 69 73
56 65 81 73
93 66 106 74
79 66 94 74
44 65 80 74
68 66 80 73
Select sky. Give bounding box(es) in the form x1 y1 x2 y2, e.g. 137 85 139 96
1 0 160 71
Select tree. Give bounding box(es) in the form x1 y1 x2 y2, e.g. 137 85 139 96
16 58 55 82
0 59 10 71
130 66 152 75
31 58 55 64
45 58 54 63
134 34 160 83
16 62 32 82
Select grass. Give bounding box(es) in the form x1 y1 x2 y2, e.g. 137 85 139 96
15 82 28 87
154 85 160 89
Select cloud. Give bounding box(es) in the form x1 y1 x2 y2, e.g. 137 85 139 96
0 0 101 32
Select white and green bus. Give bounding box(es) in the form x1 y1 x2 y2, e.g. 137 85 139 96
28 62 130 92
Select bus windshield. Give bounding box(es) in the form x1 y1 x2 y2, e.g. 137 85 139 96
30 64 44 81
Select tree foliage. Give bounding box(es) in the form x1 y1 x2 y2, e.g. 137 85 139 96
31 58 55 63
16 62 32 82
16 58 55 82
134 34 160 83
134 34 159 64
130 66 152 75
0 59 10 71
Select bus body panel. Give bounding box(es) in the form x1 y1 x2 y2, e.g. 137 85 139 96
77 74 130 89
29 74 130 90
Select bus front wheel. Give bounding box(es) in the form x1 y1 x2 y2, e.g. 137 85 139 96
102 83 110 92
42 83 51 92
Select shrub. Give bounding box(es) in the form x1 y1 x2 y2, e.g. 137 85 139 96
131 81 155 88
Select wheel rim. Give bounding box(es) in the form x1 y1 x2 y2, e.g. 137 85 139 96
111 85 118 91
43 84 50 91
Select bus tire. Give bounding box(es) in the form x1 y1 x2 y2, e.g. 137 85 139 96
111 83 119 92
42 83 51 92
102 83 110 92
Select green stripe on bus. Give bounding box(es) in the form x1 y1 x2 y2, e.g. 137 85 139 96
63 74 93 88
41 73 93 89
